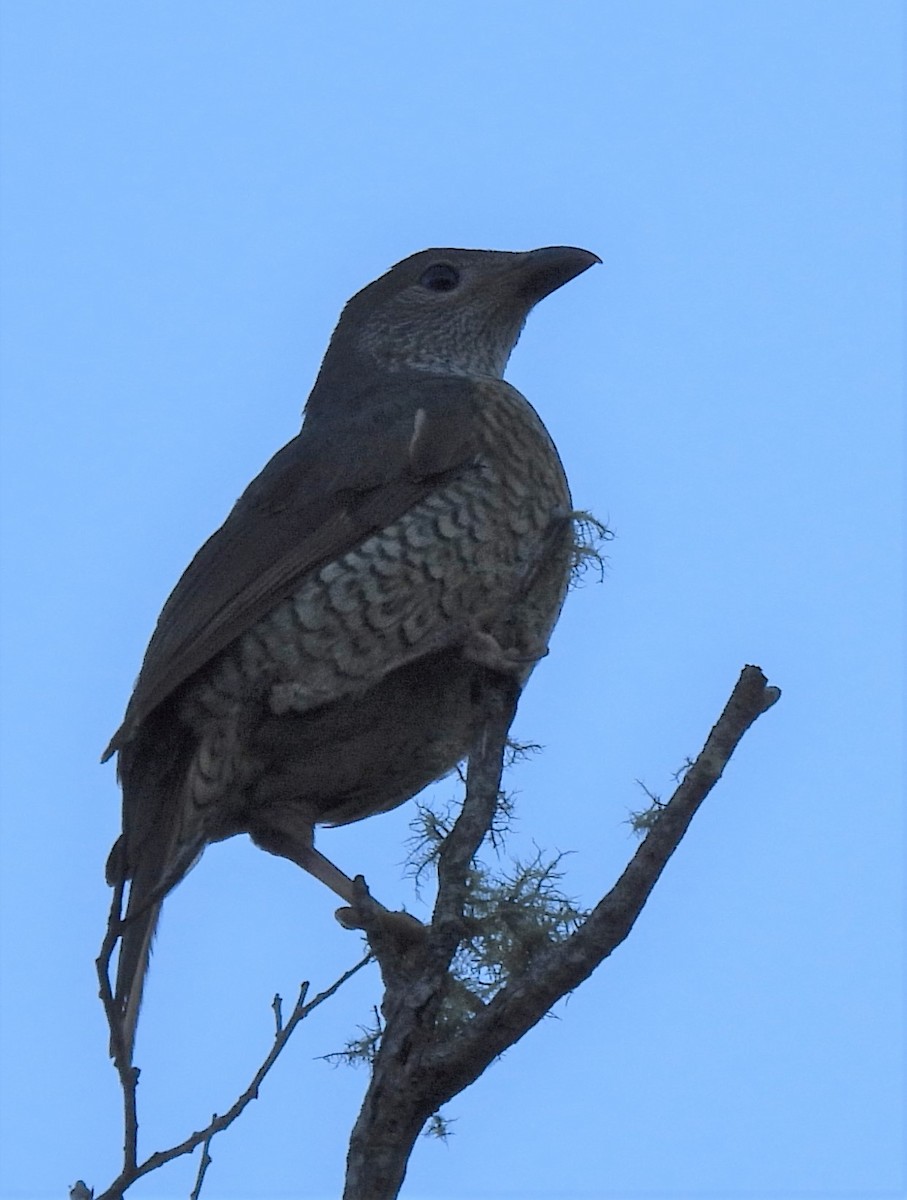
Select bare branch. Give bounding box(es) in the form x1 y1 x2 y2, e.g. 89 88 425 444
95 881 139 1176
342 665 779 1198
342 669 523 1200
425 665 781 1100
187 1119 215 1200
432 671 520 946
91 957 371 1200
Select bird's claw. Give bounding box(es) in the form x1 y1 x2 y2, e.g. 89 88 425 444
334 876 426 945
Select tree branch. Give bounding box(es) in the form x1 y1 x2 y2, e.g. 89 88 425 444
95 881 139 1176
343 669 521 1200
343 664 780 1198
187 1119 215 1200
430 671 520 956
91 957 371 1200
423 664 780 1099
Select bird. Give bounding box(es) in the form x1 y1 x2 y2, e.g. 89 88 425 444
103 244 600 1053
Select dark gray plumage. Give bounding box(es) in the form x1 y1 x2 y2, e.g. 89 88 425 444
104 245 600 1051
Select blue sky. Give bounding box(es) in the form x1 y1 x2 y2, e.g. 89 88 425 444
0 3 902 1198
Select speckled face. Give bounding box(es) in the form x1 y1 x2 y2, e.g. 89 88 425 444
325 246 599 384
354 251 529 380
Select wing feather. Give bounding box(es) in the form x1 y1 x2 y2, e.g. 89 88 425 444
105 376 481 756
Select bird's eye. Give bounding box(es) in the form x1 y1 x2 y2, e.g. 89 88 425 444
419 263 460 292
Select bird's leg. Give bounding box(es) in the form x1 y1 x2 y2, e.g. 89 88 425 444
247 814 359 902
288 846 424 944
247 811 424 940
292 843 362 906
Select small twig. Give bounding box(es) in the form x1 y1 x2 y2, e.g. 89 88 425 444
91 956 371 1200
95 880 140 1175
271 993 283 1034
188 1119 215 1200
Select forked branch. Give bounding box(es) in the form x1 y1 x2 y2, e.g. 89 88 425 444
342 665 780 1199
92 955 371 1200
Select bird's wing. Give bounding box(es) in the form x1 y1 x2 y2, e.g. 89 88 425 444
104 375 483 757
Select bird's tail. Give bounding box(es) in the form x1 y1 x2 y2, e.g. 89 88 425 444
105 715 198 1061
109 858 167 1061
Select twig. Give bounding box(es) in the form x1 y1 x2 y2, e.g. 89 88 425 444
91 956 371 1200
188 1119 215 1200
95 880 139 1175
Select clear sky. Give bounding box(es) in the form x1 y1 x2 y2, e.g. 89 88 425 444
0 3 902 1198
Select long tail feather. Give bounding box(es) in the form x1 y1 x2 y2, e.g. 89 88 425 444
107 710 198 1060
115 886 165 1058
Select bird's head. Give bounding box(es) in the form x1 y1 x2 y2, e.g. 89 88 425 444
309 246 600 403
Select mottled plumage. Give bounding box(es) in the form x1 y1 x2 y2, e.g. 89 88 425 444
104 246 599 1052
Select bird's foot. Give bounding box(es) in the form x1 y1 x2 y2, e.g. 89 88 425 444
334 876 426 946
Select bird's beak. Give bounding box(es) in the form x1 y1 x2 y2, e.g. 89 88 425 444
512 246 601 305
